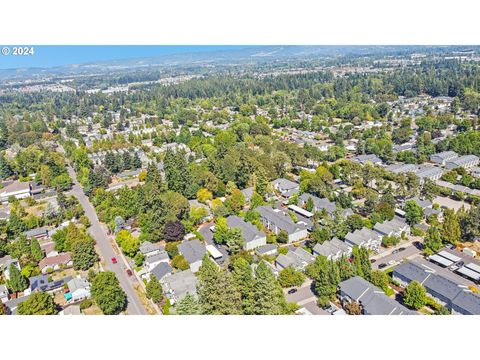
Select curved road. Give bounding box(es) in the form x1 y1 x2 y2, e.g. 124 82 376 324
65 163 147 315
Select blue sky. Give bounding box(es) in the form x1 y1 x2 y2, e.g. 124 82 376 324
0 45 253 70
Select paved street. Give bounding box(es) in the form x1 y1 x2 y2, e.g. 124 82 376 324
65 163 147 315
284 279 316 306
372 244 421 270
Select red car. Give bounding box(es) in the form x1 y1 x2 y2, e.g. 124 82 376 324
111 257 118 264
126 269 133 277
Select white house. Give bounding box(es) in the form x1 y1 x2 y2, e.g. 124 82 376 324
0 181 31 203
67 277 91 302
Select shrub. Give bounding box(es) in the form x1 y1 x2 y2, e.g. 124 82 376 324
80 299 93 310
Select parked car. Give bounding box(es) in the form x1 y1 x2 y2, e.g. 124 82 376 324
392 249 400 255
126 269 133 276
378 263 387 269
413 241 423 250
111 257 118 264
398 247 406 252
370 259 377 263
288 288 297 294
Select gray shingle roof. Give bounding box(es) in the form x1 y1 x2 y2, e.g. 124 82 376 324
452 291 480 315
338 276 413 315
226 216 266 244
139 241 164 255
257 206 307 235
151 262 173 281
178 239 206 264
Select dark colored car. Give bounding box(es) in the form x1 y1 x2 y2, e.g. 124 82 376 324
126 269 133 276
370 259 377 263
288 288 297 294
398 247 406 252
111 257 118 264
378 263 387 269
413 241 423 250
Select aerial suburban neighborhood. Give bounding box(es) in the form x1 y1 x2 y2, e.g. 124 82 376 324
1 45 480 317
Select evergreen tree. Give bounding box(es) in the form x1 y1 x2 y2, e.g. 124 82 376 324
226 228 245 254
424 226 443 255
337 255 356 281
351 246 371 280
30 237 44 262
253 261 287 315
231 257 255 314
164 149 195 198
176 294 200 315
441 209 461 245
197 256 242 314
314 257 340 307
122 151 132 170
145 162 163 188
7 264 28 293
0 153 13 179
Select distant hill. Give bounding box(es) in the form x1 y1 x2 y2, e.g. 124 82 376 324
0 45 479 82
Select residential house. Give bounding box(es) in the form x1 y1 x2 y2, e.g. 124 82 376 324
4 295 31 315
161 269 198 304
0 284 9 303
430 151 458 166
344 227 382 252
257 206 308 243
392 261 480 314
373 216 410 238
351 154 382 165
298 193 336 215
178 239 207 273
139 241 164 257
25 274 72 295
338 276 414 315
188 199 213 222
38 252 72 274
41 242 59 258
445 155 480 170
150 262 173 282
226 215 267 251
61 305 82 315
67 277 91 302
313 237 352 260
24 226 49 240
271 178 299 198
0 255 21 280
275 247 315 271
386 163 417 175
255 244 278 257
144 250 170 271
415 166 443 183
241 187 254 203
0 181 31 203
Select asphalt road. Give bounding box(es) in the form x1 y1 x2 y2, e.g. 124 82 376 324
65 164 147 315
372 244 421 270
